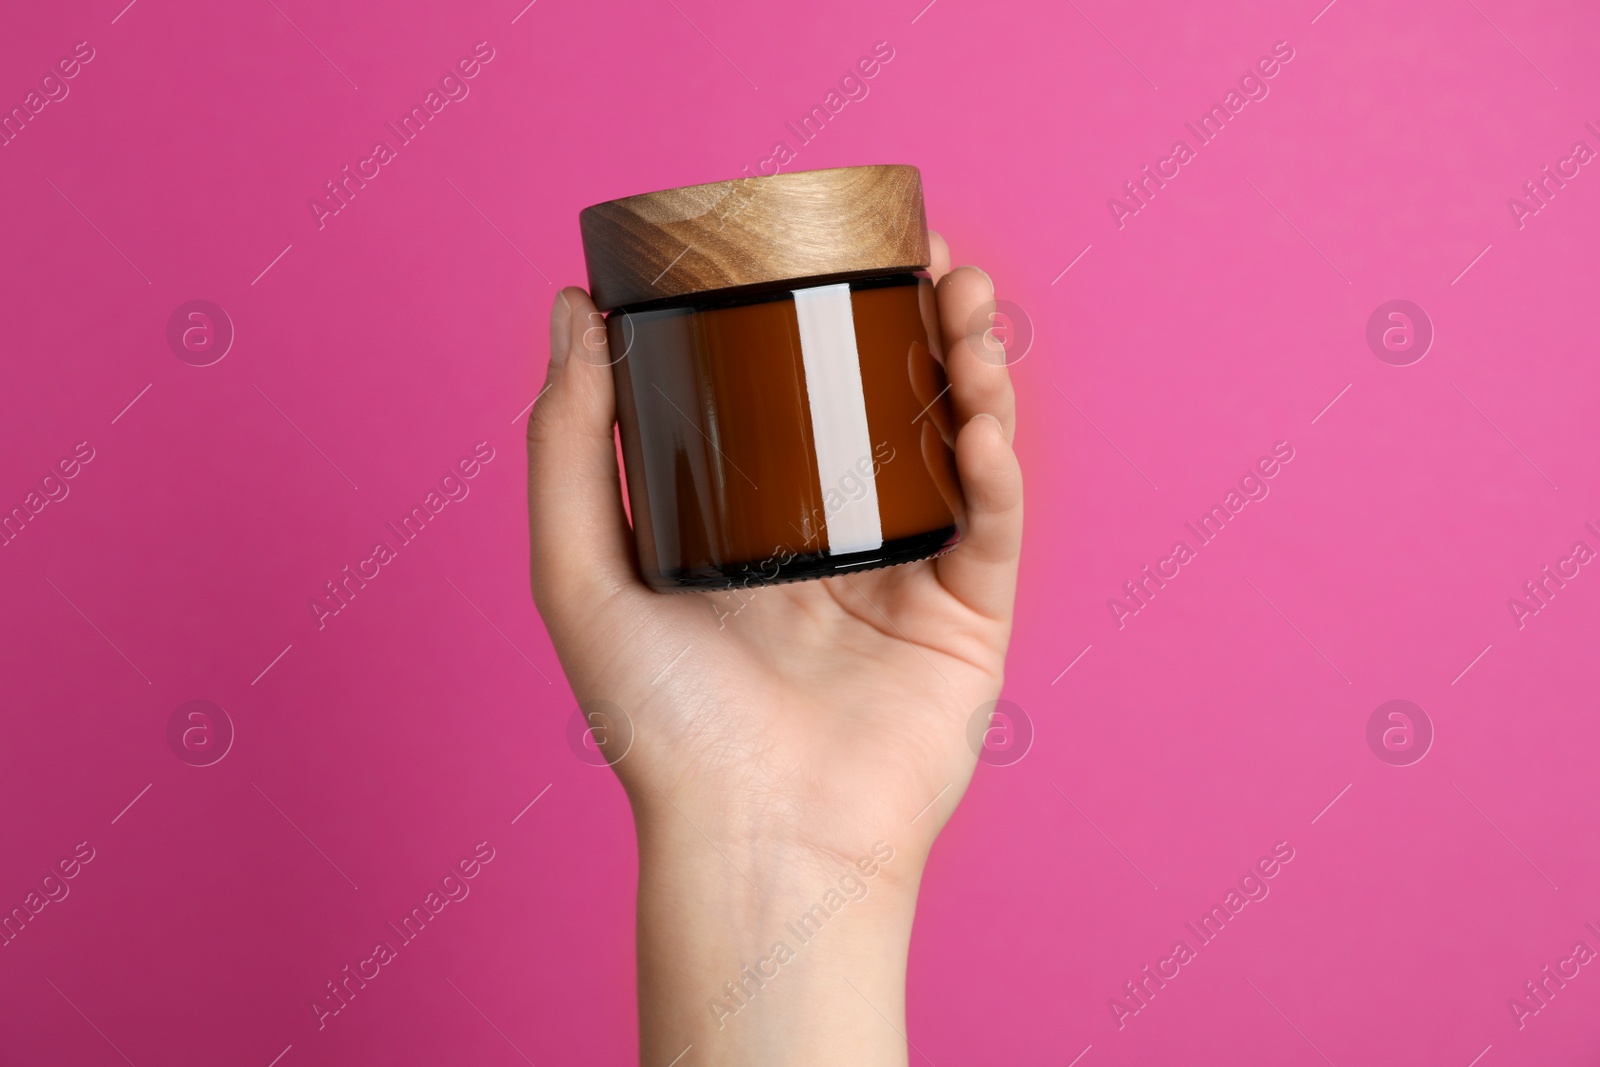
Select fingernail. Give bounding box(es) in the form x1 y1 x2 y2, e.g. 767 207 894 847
966 265 994 295
967 412 1006 444
550 290 572 365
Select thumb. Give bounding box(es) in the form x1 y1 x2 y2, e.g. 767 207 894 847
527 287 640 627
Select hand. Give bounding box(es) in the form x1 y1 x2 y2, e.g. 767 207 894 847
527 232 1022 1066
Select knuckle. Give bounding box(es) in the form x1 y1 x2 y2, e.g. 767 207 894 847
526 392 563 449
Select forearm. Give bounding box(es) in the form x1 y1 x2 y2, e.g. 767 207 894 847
634 809 922 1067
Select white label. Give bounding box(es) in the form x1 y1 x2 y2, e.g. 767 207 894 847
791 283 883 555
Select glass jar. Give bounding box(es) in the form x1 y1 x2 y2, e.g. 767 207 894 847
579 165 960 591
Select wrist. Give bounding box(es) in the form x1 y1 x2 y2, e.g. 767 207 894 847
633 805 924 1066
628 772 931 901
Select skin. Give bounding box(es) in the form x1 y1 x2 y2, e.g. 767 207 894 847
527 232 1022 1066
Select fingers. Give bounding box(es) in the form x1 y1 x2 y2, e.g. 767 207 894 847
937 267 1016 444
907 339 955 444
923 246 1023 620
928 230 952 285
527 286 640 626
917 235 954 362
919 418 963 528
935 413 1023 622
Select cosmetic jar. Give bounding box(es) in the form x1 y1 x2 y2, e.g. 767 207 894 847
579 164 960 592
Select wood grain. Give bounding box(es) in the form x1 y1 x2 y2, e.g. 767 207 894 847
579 164 930 310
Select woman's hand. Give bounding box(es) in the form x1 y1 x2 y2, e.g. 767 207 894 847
527 232 1022 1066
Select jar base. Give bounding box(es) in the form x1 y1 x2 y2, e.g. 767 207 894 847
645 525 961 593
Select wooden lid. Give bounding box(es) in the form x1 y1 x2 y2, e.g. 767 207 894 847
578 164 929 311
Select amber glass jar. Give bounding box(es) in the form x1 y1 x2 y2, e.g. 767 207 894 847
579 165 960 591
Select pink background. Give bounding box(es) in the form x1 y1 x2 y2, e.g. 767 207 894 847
3 0 1598 1063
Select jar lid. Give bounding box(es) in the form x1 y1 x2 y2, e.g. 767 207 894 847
578 164 929 311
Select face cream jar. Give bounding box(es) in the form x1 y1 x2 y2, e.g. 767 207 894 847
579 164 961 592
